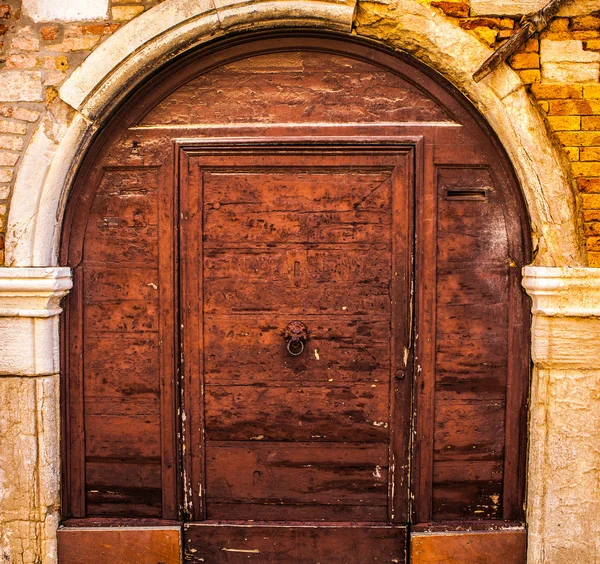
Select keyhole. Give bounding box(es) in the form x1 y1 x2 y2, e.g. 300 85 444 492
294 260 301 277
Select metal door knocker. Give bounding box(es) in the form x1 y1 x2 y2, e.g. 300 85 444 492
283 321 309 356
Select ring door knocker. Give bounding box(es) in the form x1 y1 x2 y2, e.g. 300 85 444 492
283 321 309 356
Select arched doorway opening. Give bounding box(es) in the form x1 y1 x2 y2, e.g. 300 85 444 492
60 31 531 562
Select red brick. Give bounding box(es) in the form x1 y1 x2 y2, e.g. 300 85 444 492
430 1 469 18
459 18 500 30
40 26 58 41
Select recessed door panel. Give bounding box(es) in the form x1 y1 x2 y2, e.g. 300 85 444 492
180 145 413 562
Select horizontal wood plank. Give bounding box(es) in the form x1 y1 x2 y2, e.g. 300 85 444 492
204 315 390 384
58 526 180 564
184 523 407 563
206 441 388 510
205 384 390 442
411 529 526 563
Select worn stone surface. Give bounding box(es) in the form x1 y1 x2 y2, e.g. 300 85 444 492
0 375 60 564
0 72 43 102
22 0 109 22
524 266 600 564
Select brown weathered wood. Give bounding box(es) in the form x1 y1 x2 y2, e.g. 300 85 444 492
57 526 181 564
184 523 407 563
205 441 388 517
411 529 526 563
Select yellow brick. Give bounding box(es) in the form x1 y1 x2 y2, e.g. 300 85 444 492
578 178 600 192
111 5 144 21
588 252 600 267
541 31 572 41
549 100 600 115
564 146 579 160
538 100 549 113
584 39 600 50
572 162 600 176
509 52 539 69
473 27 498 46
582 116 600 130
548 18 569 31
519 70 540 84
530 83 583 99
524 38 539 52
557 131 600 145
586 236 600 251
580 147 600 161
584 84 600 99
572 31 600 41
547 115 581 130
584 222 600 235
584 209 600 220
582 194 600 208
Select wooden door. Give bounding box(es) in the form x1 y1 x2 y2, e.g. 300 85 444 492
179 143 414 562
60 32 531 564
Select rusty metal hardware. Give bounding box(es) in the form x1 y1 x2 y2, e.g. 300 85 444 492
283 321 309 356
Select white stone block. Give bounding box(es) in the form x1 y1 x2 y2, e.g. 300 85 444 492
0 71 43 102
542 62 600 83
22 0 109 22
541 39 600 64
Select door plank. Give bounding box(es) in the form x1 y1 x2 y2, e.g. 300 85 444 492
204 315 391 384
184 523 407 564
205 442 388 512
205 384 390 442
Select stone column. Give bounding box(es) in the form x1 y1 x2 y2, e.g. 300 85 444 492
0 267 71 564
523 267 600 563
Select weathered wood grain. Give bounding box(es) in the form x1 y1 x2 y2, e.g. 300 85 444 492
57 526 181 564
205 384 390 442
204 315 390 384
184 523 407 564
143 50 450 126
411 529 526 563
205 441 388 516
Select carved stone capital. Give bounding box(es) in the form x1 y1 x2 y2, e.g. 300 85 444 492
0 267 72 318
522 266 600 317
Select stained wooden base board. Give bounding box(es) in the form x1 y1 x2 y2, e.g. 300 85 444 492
411 528 526 564
57 525 181 564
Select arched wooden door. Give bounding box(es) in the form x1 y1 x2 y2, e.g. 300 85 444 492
61 32 530 563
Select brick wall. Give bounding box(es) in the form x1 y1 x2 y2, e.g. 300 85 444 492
1 0 600 265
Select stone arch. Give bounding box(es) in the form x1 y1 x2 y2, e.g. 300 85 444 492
4 0 583 267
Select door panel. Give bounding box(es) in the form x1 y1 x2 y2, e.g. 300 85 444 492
180 144 413 561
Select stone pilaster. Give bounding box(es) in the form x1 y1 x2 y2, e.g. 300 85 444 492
523 267 600 564
0 267 71 564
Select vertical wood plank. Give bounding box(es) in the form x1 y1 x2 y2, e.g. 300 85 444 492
390 150 415 523
413 142 437 523
503 265 530 520
66 268 86 517
179 148 206 520
159 152 179 519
